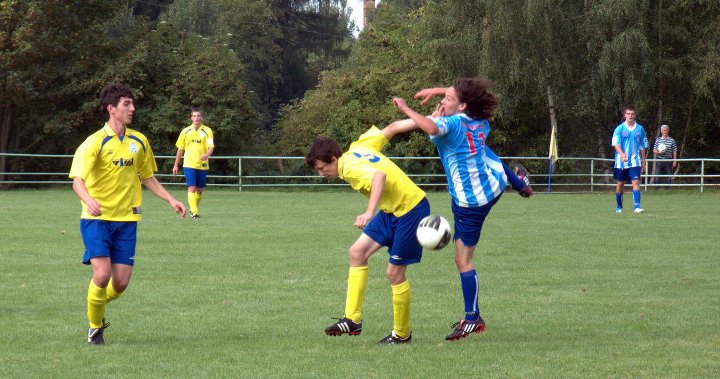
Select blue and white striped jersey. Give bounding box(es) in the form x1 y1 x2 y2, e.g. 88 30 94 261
611 122 648 169
431 113 507 207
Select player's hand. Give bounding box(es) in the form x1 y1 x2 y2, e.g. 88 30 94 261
170 199 187 220
392 97 408 111
620 153 628 163
431 102 444 119
200 154 208 161
172 165 179 175
414 88 439 105
86 198 102 216
353 212 373 230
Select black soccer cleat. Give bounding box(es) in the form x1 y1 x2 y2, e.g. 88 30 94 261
445 317 485 341
514 164 534 198
190 212 201 219
87 319 110 345
378 331 412 345
324 317 362 336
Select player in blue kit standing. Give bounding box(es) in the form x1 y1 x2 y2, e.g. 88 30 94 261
611 105 648 213
392 77 532 341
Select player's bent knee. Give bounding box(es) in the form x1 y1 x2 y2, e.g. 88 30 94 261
92 272 111 287
348 246 371 263
385 266 406 284
112 280 129 293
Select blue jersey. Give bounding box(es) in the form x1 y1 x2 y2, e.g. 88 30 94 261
431 114 507 207
611 122 648 169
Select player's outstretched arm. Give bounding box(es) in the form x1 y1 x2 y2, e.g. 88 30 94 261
141 176 187 219
382 118 417 140
392 97 439 135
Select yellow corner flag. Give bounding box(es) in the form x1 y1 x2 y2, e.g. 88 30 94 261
548 125 558 173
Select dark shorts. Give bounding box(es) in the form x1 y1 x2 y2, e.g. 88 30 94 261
452 195 501 247
80 219 137 266
183 167 207 188
613 167 642 183
363 198 430 266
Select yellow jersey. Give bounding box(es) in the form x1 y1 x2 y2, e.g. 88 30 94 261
338 126 426 217
69 123 158 221
175 124 214 170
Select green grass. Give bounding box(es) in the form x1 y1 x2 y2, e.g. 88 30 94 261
1 189 719 378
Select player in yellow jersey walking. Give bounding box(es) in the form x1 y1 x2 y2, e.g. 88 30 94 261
305 120 430 345
173 107 215 219
70 84 186 345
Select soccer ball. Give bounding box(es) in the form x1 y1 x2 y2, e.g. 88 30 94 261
416 215 452 250
657 143 667 153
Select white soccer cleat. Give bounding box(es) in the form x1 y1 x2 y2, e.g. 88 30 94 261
633 208 644 213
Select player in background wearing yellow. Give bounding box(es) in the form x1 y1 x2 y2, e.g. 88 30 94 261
305 120 430 345
173 107 215 219
70 84 186 345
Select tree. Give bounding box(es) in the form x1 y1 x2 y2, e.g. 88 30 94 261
0 0 120 181
162 0 355 129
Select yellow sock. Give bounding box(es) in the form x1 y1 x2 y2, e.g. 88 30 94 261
87 279 107 328
195 192 203 213
391 280 411 339
106 277 122 303
344 266 368 323
188 191 198 214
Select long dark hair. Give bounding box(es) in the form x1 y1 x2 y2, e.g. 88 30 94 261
453 77 498 120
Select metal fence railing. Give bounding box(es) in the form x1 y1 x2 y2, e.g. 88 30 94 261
1 153 719 192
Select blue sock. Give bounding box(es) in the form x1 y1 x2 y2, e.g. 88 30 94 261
632 190 641 208
460 270 479 322
615 193 623 209
502 162 526 191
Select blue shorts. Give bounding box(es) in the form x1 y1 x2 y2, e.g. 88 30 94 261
613 167 642 183
452 195 501 247
183 167 207 188
80 220 137 266
363 198 430 266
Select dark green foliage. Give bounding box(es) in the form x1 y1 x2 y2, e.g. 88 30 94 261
275 0 720 163
0 0 356 181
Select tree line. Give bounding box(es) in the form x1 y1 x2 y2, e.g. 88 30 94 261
275 0 720 176
2 0 719 182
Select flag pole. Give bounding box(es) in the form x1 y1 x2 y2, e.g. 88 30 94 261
547 86 558 193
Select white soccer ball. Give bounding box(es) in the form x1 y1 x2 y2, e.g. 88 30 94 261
416 215 452 250
657 143 667 153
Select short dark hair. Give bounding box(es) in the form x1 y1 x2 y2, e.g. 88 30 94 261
191 106 203 115
624 105 636 113
305 136 343 168
452 77 498 120
99 84 134 118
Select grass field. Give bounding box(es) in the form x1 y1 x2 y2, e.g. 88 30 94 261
1 188 719 378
